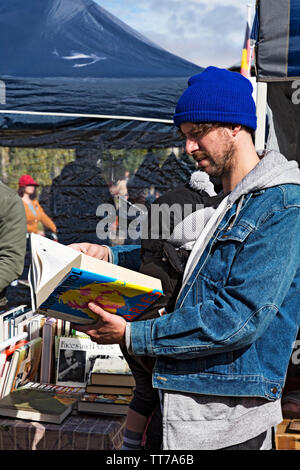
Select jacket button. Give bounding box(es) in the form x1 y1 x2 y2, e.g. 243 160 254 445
271 387 278 394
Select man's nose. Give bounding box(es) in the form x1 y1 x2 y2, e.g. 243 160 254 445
185 138 199 155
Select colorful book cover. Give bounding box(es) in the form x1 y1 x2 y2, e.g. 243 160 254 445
80 393 132 405
39 267 163 324
10 337 42 392
78 392 131 415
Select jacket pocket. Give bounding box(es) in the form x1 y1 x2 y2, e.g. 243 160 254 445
197 222 255 288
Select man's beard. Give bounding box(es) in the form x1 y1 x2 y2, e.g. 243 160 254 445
202 140 236 178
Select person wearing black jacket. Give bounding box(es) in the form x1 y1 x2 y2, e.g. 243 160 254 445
120 171 225 450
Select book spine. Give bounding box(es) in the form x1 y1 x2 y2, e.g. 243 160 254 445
0 332 28 352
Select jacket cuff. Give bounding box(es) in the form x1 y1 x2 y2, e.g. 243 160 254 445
130 319 154 356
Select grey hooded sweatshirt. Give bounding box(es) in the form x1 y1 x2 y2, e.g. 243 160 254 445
181 149 300 289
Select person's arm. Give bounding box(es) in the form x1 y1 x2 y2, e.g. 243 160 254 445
58 361 80 380
36 201 57 233
80 206 300 359
129 206 300 358
109 244 142 271
69 242 142 271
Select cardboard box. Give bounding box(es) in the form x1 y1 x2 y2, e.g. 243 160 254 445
275 420 300 450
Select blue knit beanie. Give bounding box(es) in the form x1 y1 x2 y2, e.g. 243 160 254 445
174 66 257 130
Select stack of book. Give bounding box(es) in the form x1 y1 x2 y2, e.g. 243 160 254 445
0 232 164 421
0 381 85 424
78 356 135 416
24 233 163 415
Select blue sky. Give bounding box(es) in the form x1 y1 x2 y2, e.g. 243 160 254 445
94 0 255 68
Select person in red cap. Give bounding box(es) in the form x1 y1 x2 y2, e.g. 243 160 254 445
18 174 57 236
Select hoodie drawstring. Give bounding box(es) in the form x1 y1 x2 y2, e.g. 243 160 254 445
227 195 245 231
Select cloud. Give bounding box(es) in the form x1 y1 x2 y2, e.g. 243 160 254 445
95 0 255 67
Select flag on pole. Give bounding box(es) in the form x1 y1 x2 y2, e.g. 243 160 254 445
241 5 252 78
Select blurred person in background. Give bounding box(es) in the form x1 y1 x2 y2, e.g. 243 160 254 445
18 174 57 238
16 175 57 297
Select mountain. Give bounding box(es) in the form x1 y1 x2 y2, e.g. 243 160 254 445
0 0 202 78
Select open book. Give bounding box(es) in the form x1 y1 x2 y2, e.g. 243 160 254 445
29 234 163 325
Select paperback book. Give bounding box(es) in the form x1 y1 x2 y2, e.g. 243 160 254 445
90 373 135 388
85 384 134 396
56 336 126 388
0 338 28 398
40 317 57 384
89 357 135 388
0 384 79 424
78 393 132 416
29 234 163 325
23 381 86 396
0 305 31 342
2 337 42 397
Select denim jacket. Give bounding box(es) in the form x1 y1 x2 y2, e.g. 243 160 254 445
111 151 300 400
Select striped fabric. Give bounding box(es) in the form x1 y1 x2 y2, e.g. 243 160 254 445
121 428 143 450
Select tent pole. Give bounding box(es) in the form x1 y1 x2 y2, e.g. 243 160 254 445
255 81 268 150
0 109 173 125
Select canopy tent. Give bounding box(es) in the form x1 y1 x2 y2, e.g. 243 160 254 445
0 0 202 252
0 0 202 150
253 0 300 162
0 0 204 307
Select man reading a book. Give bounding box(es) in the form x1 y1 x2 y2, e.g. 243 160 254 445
71 66 300 450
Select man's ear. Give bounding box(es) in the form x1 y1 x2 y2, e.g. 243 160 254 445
231 125 242 137
222 125 241 138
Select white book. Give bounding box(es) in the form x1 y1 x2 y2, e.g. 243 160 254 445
26 314 44 341
56 336 124 388
0 305 29 342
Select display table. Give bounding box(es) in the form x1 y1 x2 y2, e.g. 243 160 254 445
0 412 126 450
275 419 300 450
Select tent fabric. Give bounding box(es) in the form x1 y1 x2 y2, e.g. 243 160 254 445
127 151 196 196
0 115 185 150
0 0 200 79
0 76 192 122
0 0 202 149
255 0 300 81
40 151 115 245
253 0 300 165
266 82 300 163
0 0 203 274
0 77 189 149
